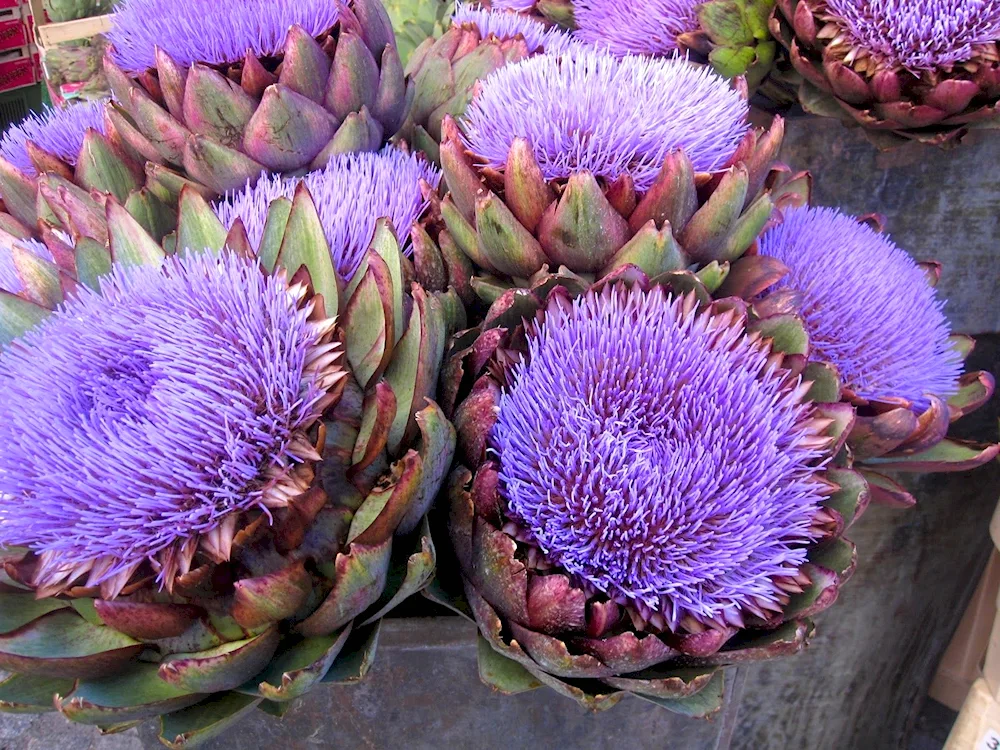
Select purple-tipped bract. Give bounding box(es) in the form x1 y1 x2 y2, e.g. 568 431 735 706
0 100 106 177
214 148 441 280
573 0 701 57
0 252 327 582
107 0 341 73
825 0 1000 72
759 206 962 407
461 49 749 192
0 238 54 295
452 2 575 53
493 286 827 629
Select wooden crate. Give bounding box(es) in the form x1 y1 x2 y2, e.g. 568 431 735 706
25 0 110 47
945 501 1000 750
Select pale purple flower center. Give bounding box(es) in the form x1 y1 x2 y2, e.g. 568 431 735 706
0 252 326 582
0 100 106 177
758 206 962 407
573 0 701 57
461 49 749 192
826 0 1000 71
108 0 341 73
213 148 440 280
493 286 825 628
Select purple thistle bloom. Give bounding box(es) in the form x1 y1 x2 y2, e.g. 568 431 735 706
0 252 328 584
758 206 962 408
108 0 341 73
573 0 701 57
461 49 749 192
0 237 54 295
493 286 828 629
0 100 106 177
489 0 538 9
214 148 441 280
824 0 1000 72
452 3 575 53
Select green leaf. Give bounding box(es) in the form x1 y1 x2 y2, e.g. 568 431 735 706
635 669 726 718
477 635 542 695
176 188 228 257
0 673 75 714
249 627 353 702
0 593 68 635
320 621 381 684
361 517 437 625
158 692 262 749
75 238 113 291
158 629 280 694
56 663 204 725
709 45 758 78
0 610 142 679
107 200 166 269
0 291 51 348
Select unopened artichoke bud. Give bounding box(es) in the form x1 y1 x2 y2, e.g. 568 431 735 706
441 282 860 713
0 148 457 745
401 2 576 161
756 205 998 496
104 0 407 194
771 0 1000 146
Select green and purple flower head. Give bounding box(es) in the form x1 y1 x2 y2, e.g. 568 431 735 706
462 48 750 192
493 286 830 629
0 100 106 176
108 0 341 72
824 0 1000 72
214 148 441 279
759 206 962 408
0 252 342 594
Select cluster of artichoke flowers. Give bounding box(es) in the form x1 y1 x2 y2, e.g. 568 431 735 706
0 0 996 745
416 0 1000 148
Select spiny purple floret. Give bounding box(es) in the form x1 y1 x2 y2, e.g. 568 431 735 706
759 206 962 408
493 286 826 628
108 0 340 73
489 0 537 9
826 0 1000 72
573 0 701 57
0 100 106 177
452 3 575 53
462 50 749 192
0 237 54 295
214 148 440 280
0 252 326 582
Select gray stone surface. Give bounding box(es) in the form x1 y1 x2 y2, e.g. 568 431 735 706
0 618 742 750
781 118 1000 335
733 336 1000 750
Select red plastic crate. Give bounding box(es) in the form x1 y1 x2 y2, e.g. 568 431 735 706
0 6 29 53
0 0 22 10
0 45 39 92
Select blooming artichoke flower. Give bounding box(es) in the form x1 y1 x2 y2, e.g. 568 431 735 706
757 206 999 503
214 148 441 279
0 98 148 245
442 282 860 713
771 0 1000 145
0 100 106 178
428 47 806 327
400 3 575 161
0 169 459 742
103 0 407 194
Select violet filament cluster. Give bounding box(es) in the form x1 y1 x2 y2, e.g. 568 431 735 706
493 286 831 630
0 252 340 594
